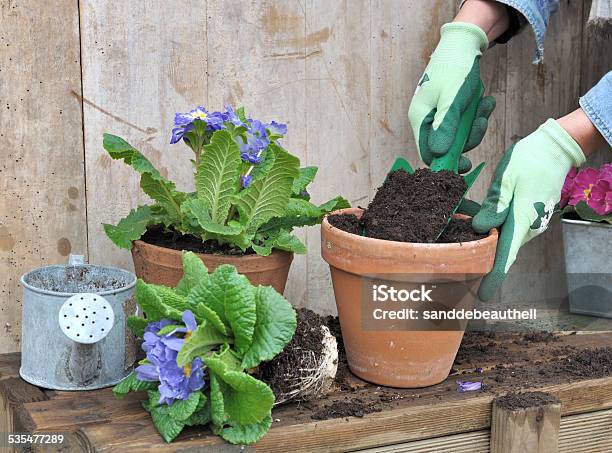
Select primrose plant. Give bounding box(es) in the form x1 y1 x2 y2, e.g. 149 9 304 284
103 105 349 254
560 163 611 223
114 251 297 444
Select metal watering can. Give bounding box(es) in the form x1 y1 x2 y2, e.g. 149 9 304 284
20 255 138 390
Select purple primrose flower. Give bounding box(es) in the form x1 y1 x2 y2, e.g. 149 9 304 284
266 120 287 135
241 175 252 188
135 310 205 405
456 380 483 393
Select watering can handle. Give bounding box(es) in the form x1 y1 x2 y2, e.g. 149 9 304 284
430 82 484 173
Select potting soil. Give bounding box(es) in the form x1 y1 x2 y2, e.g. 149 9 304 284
142 226 252 255
328 168 483 243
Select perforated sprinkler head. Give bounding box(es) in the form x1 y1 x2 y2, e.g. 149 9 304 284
58 293 115 344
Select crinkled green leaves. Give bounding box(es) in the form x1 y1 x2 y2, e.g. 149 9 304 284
116 252 297 444
102 130 349 255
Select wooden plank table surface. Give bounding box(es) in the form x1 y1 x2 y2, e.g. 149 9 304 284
1 331 612 452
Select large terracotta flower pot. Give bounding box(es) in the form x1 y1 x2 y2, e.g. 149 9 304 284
132 240 293 294
321 208 498 388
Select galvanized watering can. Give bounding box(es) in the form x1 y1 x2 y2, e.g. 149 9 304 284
20 255 138 390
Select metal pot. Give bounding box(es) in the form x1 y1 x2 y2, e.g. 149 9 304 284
561 217 612 318
20 256 137 390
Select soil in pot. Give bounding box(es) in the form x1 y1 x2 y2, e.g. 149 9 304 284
258 308 337 404
327 168 485 243
141 226 252 255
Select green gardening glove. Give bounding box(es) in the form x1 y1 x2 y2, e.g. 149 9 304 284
409 22 496 173
473 119 586 301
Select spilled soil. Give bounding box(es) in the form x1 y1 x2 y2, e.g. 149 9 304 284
284 320 612 422
495 391 560 410
327 168 484 243
141 226 252 255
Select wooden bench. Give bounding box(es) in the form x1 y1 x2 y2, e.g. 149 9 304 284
1 331 612 452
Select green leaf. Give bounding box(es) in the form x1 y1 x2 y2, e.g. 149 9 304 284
176 251 209 297
187 266 256 356
151 406 185 443
575 201 612 224
220 414 273 445
156 324 183 336
136 279 182 322
242 286 297 369
258 198 325 233
168 392 201 421
103 134 186 223
318 195 351 213
292 166 318 195
103 205 155 249
195 130 241 224
127 316 148 337
176 321 232 367
194 303 229 336
249 146 276 183
181 198 243 236
205 357 275 425
184 395 210 426
274 230 306 254
113 372 157 397
252 229 306 256
234 144 300 236
209 372 226 426
150 284 190 313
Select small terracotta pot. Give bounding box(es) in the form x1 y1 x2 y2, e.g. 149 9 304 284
131 240 293 294
321 208 498 388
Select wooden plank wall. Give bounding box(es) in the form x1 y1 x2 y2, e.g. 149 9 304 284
1 0 609 351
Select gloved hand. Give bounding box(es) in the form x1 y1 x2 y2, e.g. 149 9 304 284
409 22 496 173
473 119 586 301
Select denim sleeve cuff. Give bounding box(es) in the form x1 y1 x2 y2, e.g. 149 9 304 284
579 72 612 147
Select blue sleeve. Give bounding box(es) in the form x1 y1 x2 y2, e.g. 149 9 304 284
580 72 612 147
459 0 559 62
493 0 559 62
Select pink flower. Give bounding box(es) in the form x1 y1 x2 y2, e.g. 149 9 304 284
560 167 578 208
569 167 600 206
588 178 612 215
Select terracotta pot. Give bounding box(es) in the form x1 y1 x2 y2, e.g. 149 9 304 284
321 208 498 388
132 240 293 294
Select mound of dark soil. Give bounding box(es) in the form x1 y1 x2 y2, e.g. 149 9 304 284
327 214 361 235
327 168 478 243
437 218 487 243
495 392 559 410
361 168 466 243
141 226 251 255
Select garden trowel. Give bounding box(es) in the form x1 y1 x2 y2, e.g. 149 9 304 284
389 82 486 239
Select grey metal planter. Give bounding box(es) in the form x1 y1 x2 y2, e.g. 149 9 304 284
561 217 612 318
20 261 137 390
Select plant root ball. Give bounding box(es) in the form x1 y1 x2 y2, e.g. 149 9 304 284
258 309 338 405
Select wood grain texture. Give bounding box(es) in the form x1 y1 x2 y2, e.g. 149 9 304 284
80 0 207 272
501 0 586 307
491 394 561 453
0 0 87 353
206 0 309 307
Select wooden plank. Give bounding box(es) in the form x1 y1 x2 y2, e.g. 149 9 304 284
491 392 561 453
206 0 308 306
358 430 490 453
71 376 612 452
559 408 612 452
501 0 585 307
0 0 87 353
303 0 372 315
0 378 47 434
581 0 612 170
80 1 208 272
368 0 456 186
0 352 20 380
